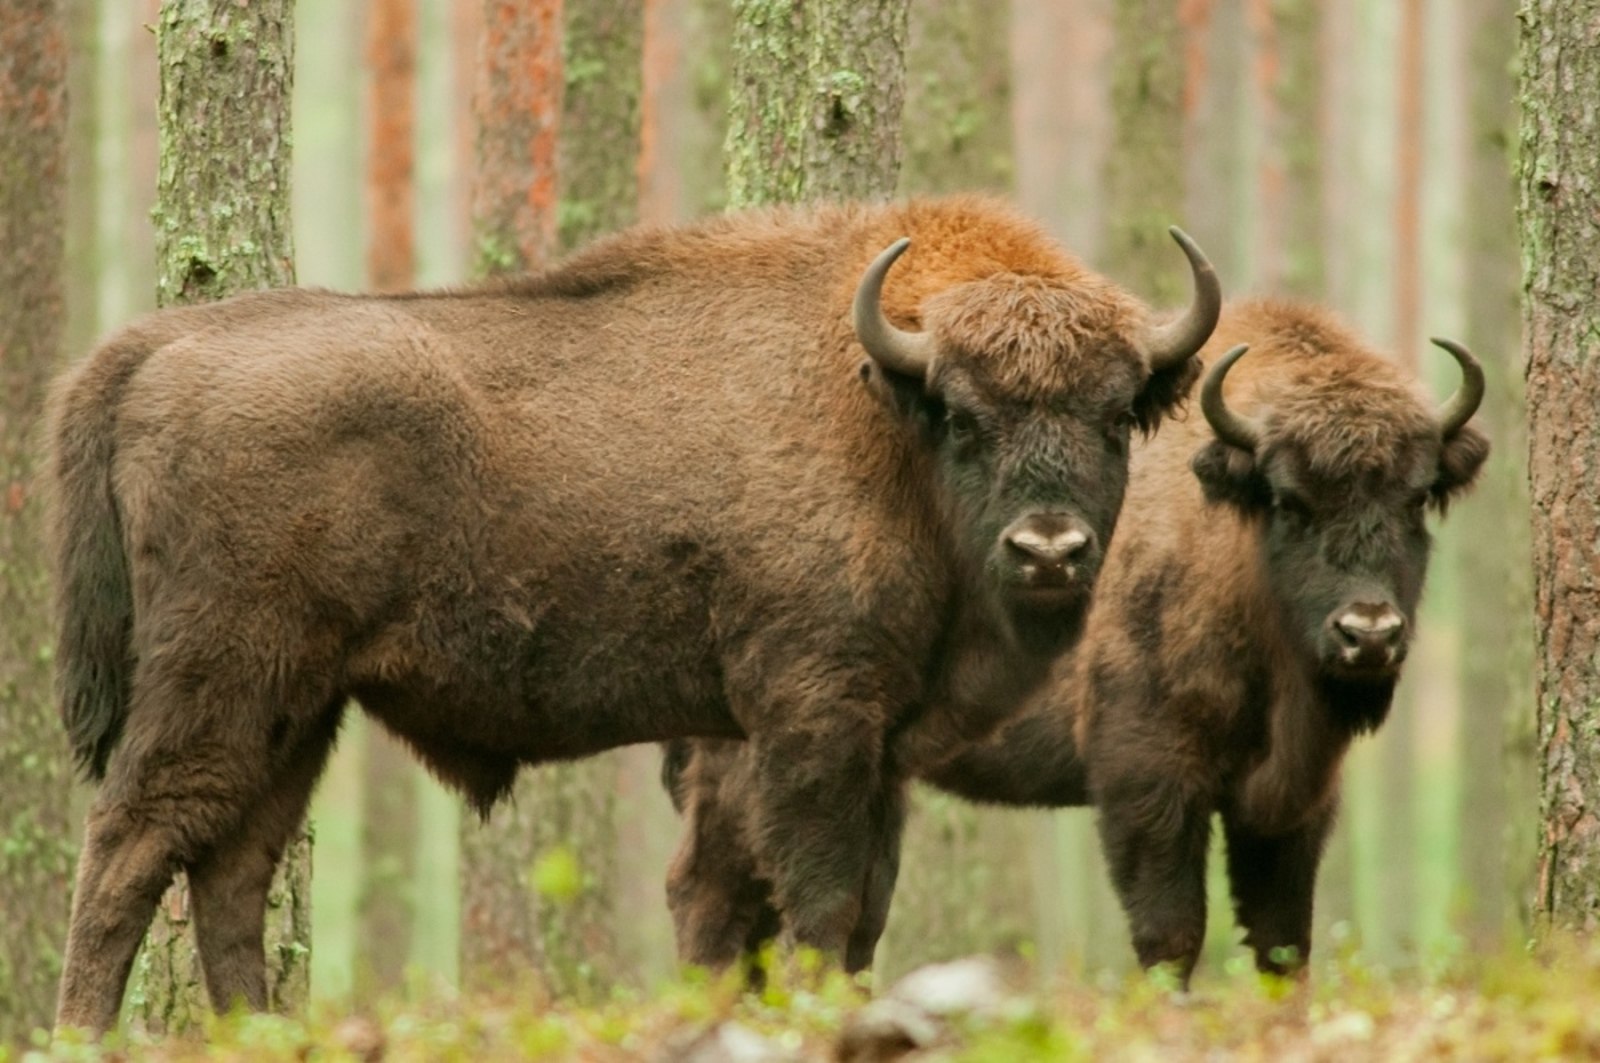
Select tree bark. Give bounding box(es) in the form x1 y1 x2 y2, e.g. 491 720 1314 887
470 0 561 274
724 0 910 207
460 0 642 998
0 0 73 1044
1102 0 1185 303
878 0 1036 980
357 0 421 998
1518 0 1600 935
135 0 305 1032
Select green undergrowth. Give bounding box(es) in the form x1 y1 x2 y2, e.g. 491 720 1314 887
16 939 1600 1062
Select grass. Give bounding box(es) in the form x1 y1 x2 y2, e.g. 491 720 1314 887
16 938 1600 1062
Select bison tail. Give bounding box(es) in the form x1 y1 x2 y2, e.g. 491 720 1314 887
46 333 148 782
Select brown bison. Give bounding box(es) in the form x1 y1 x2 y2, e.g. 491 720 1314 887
663 299 1487 984
46 197 1219 1032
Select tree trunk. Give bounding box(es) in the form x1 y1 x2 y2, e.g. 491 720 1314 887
1180 0 1252 291
1517 0 1600 935
1101 0 1185 303
878 0 1036 980
459 0 643 998
64 0 100 363
724 0 910 207
356 0 421 998
681 0 732 215
1363 0 1424 964
135 1 305 1032
0 0 73 1044
1248 0 1323 298
1452 0 1526 948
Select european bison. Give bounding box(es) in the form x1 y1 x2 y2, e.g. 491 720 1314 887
47 197 1219 1032
664 299 1488 984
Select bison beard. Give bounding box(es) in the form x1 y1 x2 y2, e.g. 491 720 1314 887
46 196 1218 1033
667 298 1488 986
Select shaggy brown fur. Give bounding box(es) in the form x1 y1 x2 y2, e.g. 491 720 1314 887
47 196 1209 1033
667 298 1489 983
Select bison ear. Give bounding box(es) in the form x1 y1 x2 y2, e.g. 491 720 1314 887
1131 357 1202 437
860 360 938 431
1430 423 1489 514
1191 439 1266 510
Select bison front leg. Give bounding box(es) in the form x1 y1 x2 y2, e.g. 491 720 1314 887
745 719 889 967
665 743 782 974
1221 801 1335 978
844 781 907 974
1093 773 1212 987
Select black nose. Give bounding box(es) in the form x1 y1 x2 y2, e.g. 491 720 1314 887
1003 516 1095 566
1331 604 1405 658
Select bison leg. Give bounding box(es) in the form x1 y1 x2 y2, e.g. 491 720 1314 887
54 796 187 1034
745 721 888 965
188 709 341 1014
1093 775 1211 986
843 782 907 974
1221 801 1335 977
56 751 265 1031
665 754 779 972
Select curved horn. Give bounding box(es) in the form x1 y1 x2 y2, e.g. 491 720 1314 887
1199 343 1261 451
853 238 937 380
1430 337 1486 437
1137 226 1223 373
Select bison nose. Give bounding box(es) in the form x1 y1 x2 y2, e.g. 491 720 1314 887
1332 605 1405 660
1003 518 1095 566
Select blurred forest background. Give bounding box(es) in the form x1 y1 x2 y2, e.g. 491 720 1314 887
6 0 1535 1031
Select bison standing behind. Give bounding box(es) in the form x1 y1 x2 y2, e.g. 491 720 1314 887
46 197 1219 1032
666 299 1487 984
924 299 1489 982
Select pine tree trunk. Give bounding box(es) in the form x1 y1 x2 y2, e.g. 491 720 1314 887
1248 0 1323 298
1362 0 1424 964
1102 0 1185 303
459 0 642 998
0 0 73 1044
135 1 305 1032
1517 0 1600 935
878 0 1037 980
357 0 421 998
64 0 100 363
1180 0 1252 290
724 0 910 207
1452 0 1526 947
682 0 732 215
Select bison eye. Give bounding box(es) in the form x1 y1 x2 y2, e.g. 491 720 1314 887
1108 409 1137 439
945 409 980 448
1271 490 1312 522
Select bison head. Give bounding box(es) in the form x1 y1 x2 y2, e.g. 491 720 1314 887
853 229 1218 643
1191 340 1488 720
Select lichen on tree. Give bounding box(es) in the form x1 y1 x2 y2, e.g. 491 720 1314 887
134 0 306 1032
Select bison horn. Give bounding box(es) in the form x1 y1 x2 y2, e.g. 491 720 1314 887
1199 343 1262 451
1137 227 1223 373
1430 337 1486 438
854 238 937 381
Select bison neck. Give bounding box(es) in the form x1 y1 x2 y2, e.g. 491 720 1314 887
1234 660 1396 836
887 592 1081 777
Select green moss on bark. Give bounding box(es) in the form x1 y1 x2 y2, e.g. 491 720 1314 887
723 0 909 207
135 0 305 1033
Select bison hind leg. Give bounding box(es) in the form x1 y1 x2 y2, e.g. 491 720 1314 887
188 705 344 1015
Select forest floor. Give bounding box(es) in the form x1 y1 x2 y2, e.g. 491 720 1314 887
18 939 1600 1062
